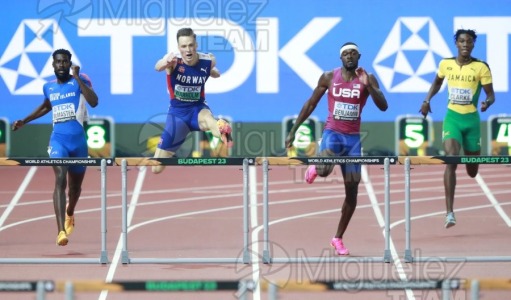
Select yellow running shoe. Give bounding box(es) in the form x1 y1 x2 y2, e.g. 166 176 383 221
65 214 75 235
56 231 68 246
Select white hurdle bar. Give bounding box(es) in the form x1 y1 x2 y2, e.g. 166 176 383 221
119 157 252 264
0 158 109 264
403 156 511 262
260 156 394 264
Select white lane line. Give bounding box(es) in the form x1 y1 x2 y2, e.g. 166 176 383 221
361 165 416 300
0 166 37 228
98 166 147 300
475 174 511 227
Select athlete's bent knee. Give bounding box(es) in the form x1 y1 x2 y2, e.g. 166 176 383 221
317 164 335 177
466 165 478 178
68 186 82 198
152 165 166 174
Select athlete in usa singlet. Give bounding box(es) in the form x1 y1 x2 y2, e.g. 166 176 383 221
325 67 370 134
284 42 388 255
320 67 371 174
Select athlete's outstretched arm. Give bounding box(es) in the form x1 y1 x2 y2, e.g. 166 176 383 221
209 53 220 78
420 75 444 117
285 72 329 148
155 52 177 73
12 99 52 131
210 67 220 78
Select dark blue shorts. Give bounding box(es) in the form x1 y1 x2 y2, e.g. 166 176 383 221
158 103 211 152
48 132 88 173
320 129 362 175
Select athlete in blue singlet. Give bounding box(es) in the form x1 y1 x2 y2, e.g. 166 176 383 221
152 27 232 174
12 49 98 246
285 42 388 255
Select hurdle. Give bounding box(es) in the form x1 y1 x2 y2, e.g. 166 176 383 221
256 156 396 264
0 158 110 264
401 155 511 263
0 279 254 300
116 157 254 264
263 278 511 300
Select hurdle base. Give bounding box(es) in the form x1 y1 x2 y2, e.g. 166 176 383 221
268 256 386 264
126 258 247 264
383 250 393 263
0 258 104 264
262 250 272 264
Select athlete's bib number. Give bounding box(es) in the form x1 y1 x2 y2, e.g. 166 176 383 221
333 101 360 120
175 84 201 102
449 87 472 105
53 103 76 123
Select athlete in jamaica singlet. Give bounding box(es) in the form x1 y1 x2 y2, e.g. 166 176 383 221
420 29 495 229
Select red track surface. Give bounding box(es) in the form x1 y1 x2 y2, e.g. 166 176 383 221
0 163 510 299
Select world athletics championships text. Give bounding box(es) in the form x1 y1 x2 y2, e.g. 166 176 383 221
307 158 382 164
23 159 99 165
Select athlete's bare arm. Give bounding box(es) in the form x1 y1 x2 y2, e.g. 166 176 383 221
355 67 388 111
12 99 52 131
209 53 220 78
71 65 98 107
155 52 177 74
480 83 495 112
285 71 331 148
420 75 444 117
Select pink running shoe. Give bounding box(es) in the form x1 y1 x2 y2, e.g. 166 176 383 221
305 165 317 184
330 237 349 255
217 119 233 148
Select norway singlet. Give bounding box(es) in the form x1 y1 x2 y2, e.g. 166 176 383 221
167 52 212 108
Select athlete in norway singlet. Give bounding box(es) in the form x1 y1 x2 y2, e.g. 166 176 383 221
157 52 214 152
167 52 212 108
324 67 370 134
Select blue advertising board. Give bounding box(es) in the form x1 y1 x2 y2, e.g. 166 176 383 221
1 0 509 123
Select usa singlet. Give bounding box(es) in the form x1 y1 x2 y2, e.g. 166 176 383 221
167 52 212 108
324 67 370 134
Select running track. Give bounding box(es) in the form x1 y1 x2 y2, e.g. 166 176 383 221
0 163 510 299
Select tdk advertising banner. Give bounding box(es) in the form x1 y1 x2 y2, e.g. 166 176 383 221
1 0 509 123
